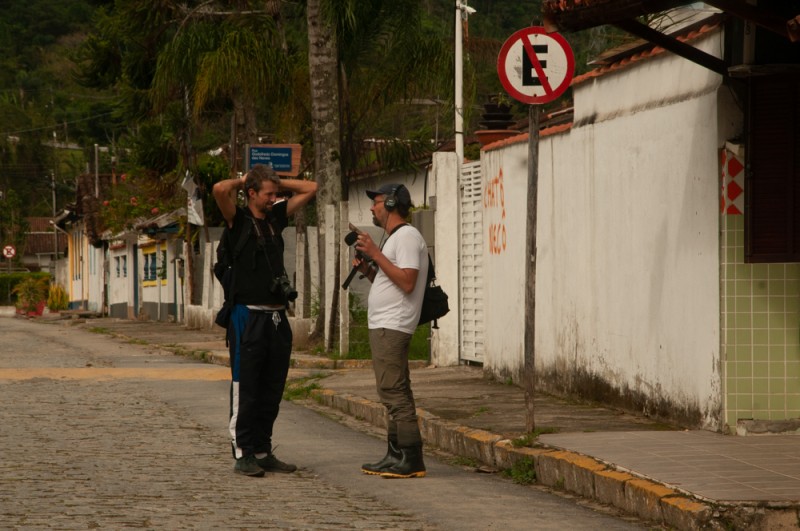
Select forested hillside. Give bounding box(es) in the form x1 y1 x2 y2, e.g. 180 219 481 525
0 0 624 247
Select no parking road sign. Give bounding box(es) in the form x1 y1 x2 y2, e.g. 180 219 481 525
498 27 574 105
3 245 16 259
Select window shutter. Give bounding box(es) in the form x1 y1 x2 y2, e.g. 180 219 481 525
745 75 800 262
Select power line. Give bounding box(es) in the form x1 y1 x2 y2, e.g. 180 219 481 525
0 87 119 101
1 111 115 136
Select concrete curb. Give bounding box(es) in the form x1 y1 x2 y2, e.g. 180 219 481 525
309 388 731 531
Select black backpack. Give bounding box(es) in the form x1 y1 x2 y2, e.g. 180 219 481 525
213 221 252 328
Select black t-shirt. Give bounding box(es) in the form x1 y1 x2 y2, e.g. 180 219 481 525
229 201 289 305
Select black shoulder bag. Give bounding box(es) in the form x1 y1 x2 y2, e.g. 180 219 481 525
385 224 450 329
418 254 449 329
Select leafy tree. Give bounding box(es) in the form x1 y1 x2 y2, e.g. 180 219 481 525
0 189 30 265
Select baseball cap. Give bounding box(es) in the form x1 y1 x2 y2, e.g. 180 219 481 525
365 183 411 207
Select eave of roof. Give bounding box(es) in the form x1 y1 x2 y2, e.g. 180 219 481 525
480 122 574 152
134 208 186 233
571 18 722 86
543 0 691 32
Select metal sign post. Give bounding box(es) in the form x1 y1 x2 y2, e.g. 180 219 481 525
497 27 574 433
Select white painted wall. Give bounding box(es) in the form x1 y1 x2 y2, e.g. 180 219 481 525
431 153 460 366
479 30 725 427
348 168 434 227
481 142 530 378
86 244 105 313
108 246 130 315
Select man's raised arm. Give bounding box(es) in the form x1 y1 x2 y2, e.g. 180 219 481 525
212 177 243 228
282 178 318 216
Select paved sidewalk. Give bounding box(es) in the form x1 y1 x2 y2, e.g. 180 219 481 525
25 315 800 530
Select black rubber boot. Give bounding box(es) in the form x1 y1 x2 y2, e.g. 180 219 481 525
361 439 402 475
380 444 426 478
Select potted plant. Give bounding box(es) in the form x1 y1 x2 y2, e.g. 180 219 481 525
476 93 520 146
483 93 513 115
13 277 49 317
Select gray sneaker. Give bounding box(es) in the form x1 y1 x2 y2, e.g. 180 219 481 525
256 453 297 473
234 455 265 477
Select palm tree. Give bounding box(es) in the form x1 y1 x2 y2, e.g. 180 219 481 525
305 0 450 348
306 0 343 346
332 0 450 185
151 10 288 175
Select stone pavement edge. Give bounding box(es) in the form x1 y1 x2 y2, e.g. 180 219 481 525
16 313 800 531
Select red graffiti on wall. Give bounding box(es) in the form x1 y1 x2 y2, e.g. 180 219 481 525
488 223 507 255
484 169 507 255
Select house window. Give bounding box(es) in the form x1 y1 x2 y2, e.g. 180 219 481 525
143 250 155 284
142 247 165 285
745 74 800 262
115 257 120 278
149 253 157 280
122 255 127 278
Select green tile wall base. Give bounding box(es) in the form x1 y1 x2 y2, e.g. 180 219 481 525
736 418 800 435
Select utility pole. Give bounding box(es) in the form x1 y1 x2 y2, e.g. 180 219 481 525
455 0 475 363
454 1 476 166
51 171 57 261
94 143 99 197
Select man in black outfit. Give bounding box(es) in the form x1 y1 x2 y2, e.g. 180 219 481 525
212 164 317 477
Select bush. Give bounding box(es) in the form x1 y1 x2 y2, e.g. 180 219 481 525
47 283 69 311
12 276 50 314
0 272 49 307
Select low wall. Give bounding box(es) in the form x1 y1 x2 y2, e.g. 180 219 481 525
184 304 313 349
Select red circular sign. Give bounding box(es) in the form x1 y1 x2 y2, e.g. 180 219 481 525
498 27 575 105
3 245 16 258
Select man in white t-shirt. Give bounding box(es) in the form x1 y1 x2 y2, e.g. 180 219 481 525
353 183 428 478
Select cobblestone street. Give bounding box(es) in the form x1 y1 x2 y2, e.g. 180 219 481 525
0 318 436 530
3 377 438 530
0 317 646 530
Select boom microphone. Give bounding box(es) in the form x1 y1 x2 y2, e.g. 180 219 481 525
342 230 362 290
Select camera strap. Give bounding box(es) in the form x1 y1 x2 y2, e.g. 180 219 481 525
248 215 288 281
379 223 408 251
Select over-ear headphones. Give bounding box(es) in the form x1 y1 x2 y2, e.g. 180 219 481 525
384 185 404 212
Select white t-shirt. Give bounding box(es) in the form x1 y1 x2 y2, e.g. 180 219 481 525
368 225 429 334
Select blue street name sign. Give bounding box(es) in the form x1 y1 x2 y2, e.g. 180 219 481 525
248 146 293 172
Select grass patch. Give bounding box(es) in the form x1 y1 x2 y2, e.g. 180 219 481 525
126 338 148 345
501 457 536 485
472 406 490 417
451 456 481 468
408 323 430 360
283 374 327 401
88 327 110 334
511 427 560 448
345 295 430 360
